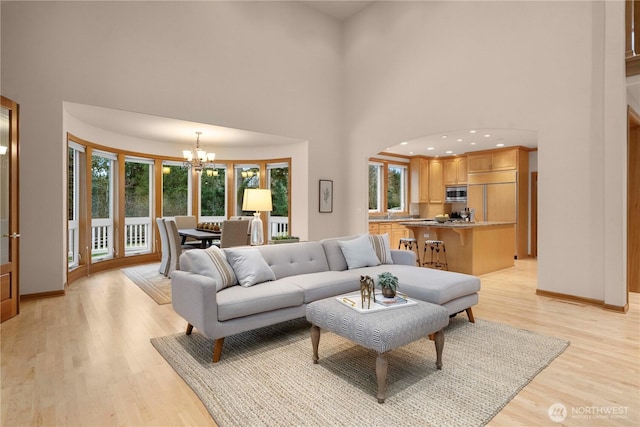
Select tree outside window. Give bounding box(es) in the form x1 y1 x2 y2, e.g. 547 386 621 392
162 164 189 216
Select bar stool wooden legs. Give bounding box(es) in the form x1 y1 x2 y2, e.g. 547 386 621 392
423 240 448 270
398 237 420 266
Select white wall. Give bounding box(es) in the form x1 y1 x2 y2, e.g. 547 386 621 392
1 1 344 295
343 1 627 306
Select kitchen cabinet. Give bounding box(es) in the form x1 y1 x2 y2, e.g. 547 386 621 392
444 157 467 185
467 146 529 259
410 157 429 203
368 221 410 249
428 159 444 203
467 182 517 223
467 148 517 173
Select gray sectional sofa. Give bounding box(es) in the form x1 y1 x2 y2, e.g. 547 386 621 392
171 235 481 362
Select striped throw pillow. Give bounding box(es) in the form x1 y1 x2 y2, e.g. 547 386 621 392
369 233 394 265
183 246 238 291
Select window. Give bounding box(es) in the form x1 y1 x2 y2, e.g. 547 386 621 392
124 157 153 255
387 164 407 212
268 162 289 237
68 144 83 268
200 166 227 222
91 150 116 261
235 165 260 215
162 161 190 216
368 159 408 215
368 163 382 212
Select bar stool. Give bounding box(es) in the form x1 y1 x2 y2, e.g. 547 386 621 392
398 237 420 266
422 240 448 270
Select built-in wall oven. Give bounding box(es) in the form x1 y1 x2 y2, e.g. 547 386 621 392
445 185 468 203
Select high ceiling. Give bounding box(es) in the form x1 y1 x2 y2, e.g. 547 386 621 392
64 2 539 157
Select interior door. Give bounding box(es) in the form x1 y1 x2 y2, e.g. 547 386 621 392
1 96 20 322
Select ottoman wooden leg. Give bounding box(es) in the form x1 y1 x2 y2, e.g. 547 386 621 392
311 325 320 364
434 329 444 370
376 352 388 403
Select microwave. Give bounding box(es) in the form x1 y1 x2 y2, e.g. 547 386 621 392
445 186 467 203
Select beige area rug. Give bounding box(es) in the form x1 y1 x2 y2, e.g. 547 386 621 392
121 263 171 305
151 316 569 426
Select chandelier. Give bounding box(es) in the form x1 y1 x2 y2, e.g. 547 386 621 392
182 131 215 172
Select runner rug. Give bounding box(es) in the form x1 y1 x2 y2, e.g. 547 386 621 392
151 316 569 426
122 263 171 305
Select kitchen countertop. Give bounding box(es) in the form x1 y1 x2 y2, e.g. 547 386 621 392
398 220 515 228
369 217 421 223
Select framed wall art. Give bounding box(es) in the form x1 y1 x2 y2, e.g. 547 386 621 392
319 179 333 213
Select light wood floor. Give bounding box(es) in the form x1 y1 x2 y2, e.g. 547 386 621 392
1 259 638 426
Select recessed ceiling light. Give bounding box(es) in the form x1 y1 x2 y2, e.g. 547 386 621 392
457 139 463 142
470 142 476 145
484 134 491 138
400 141 408 145
496 143 505 147
409 151 414 154
445 150 453 154
427 147 435 150
441 135 448 139
469 130 476 134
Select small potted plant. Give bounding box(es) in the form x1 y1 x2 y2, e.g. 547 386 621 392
270 233 300 244
377 272 399 298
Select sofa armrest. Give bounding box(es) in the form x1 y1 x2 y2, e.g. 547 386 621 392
391 249 416 266
171 270 219 337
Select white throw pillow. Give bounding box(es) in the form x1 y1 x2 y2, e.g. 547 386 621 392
224 248 276 287
338 234 381 269
369 233 394 265
182 246 237 292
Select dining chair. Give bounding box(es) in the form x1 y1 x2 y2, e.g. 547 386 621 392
165 219 196 278
220 219 251 248
174 215 200 247
156 218 171 276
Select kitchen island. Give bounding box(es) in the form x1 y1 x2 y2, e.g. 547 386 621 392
398 220 516 275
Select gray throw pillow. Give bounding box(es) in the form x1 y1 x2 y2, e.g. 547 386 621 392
224 248 276 287
338 234 381 269
182 246 237 292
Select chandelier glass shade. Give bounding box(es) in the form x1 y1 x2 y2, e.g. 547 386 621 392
183 132 215 172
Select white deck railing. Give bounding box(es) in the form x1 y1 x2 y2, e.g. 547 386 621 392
89 217 152 259
125 217 151 254
269 216 289 237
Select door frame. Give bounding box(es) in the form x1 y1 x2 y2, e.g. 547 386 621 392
1 96 20 322
530 172 538 258
628 106 640 294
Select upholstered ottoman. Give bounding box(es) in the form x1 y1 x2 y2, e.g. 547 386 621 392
306 296 449 403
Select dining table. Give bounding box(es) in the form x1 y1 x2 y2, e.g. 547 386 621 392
178 228 221 248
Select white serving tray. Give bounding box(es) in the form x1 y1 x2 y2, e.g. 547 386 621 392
336 292 417 313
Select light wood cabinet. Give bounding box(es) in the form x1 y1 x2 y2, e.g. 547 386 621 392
467 148 517 173
390 223 410 249
444 157 467 185
410 157 429 203
368 223 379 234
492 149 517 171
467 146 529 259
428 159 444 203
368 221 411 249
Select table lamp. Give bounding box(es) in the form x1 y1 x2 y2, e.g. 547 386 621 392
242 188 273 245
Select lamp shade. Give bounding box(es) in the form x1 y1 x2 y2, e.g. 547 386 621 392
242 188 273 212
